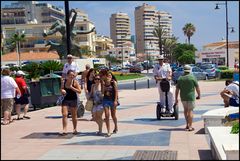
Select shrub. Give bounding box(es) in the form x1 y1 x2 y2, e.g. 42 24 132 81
218 66 229 70
21 62 42 79
231 121 239 134
220 69 234 79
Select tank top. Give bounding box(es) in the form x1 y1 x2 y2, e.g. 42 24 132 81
103 81 115 101
64 80 77 100
93 85 103 105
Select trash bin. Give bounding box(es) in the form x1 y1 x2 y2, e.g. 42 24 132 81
29 77 61 110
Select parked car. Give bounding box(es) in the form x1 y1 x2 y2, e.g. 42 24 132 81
172 66 208 84
110 65 121 71
129 64 143 73
200 63 220 78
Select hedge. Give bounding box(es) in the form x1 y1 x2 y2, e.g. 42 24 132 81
220 69 234 79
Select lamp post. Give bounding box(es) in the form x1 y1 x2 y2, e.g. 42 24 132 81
147 41 153 74
215 0 235 68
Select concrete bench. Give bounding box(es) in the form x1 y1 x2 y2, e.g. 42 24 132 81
207 126 239 160
202 107 239 134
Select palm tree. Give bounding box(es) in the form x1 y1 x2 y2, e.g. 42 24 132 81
153 26 167 55
163 36 178 63
7 32 26 66
182 23 196 45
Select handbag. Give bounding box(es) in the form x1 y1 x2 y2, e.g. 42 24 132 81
56 95 65 106
85 99 93 111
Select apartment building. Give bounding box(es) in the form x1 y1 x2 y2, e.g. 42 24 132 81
95 35 114 55
110 12 131 48
1 2 96 55
134 3 172 60
73 9 96 53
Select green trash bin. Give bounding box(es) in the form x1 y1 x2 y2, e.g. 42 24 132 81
29 77 61 110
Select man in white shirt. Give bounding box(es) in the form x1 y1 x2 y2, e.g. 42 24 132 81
62 54 80 79
220 80 239 107
153 55 174 113
1 68 21 125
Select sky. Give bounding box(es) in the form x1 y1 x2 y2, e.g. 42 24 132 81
1 1 239 50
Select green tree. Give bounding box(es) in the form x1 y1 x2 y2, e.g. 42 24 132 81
153 26 167 55
162 36 178 62
104 55 121 64
182 23 196 45
173 43 197 62
41 60 64 75
6 32 26 66
21 62 41 79
177 50 195 64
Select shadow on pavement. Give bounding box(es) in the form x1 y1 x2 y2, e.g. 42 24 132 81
198 149 212 160
22 132 74 139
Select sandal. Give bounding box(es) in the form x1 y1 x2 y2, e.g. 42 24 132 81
105 133 111 137
1 121 9 125
188 127 195 131
185 126 189 131
59 132 67 136
23 116 31 119
17 117 23 120
113 129 118 134
73 131 78 135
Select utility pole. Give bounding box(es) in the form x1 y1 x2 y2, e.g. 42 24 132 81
64 0 71 59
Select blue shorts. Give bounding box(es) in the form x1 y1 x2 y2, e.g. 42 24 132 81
103 99 114 109
229 98 239 107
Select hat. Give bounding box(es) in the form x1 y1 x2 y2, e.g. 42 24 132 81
16 70 26 76
156 55 164 60
67 54 73 58
184 65 191 73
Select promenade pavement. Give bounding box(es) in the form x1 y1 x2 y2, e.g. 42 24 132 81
1 80 226 160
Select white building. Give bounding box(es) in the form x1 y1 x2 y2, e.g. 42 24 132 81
195 40 239 68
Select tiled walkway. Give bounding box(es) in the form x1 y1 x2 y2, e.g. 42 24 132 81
1 81 226 160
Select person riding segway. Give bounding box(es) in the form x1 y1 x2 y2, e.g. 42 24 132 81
153 55 178 120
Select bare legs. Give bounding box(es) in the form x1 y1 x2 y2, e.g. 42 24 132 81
104 106 118 136
183 106 194 130
61 106 78 134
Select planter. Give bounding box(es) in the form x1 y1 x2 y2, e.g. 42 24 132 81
207 126 239 160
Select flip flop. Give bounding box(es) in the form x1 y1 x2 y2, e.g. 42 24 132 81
23 116 31 119
188 127 195 131
73 131 78 135
105 133 111 137
113 129 118 134
1 121 9 125
59 132 67 136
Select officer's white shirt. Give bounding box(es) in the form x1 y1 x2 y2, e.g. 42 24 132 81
153 63 172 78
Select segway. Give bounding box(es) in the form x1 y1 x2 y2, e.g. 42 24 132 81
156 79 178 120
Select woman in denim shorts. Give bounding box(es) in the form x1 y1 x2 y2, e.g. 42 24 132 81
102 72 118 137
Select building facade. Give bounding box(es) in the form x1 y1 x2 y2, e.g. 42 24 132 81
1 1 96 56
195 40 239 68
110 12 131 48
134 3 172 61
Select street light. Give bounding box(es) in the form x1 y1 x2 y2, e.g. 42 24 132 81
215 0 235 68
147 41 153 74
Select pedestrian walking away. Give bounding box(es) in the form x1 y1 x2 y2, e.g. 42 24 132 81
60 70 81 135
1 68 21 125
175 65 201 131
14 70 30 120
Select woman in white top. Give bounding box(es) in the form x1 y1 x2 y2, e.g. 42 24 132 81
1 68 21 125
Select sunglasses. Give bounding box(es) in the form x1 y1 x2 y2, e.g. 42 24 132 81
67 57 72 59
94 78 100 80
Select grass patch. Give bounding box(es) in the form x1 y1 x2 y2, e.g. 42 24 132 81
114 73 145 81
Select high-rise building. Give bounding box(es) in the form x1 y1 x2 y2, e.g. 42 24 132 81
110 12 131 48
134 3 172 60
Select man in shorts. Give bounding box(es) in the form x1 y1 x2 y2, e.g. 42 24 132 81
220 80 239 107
175 65 201 131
